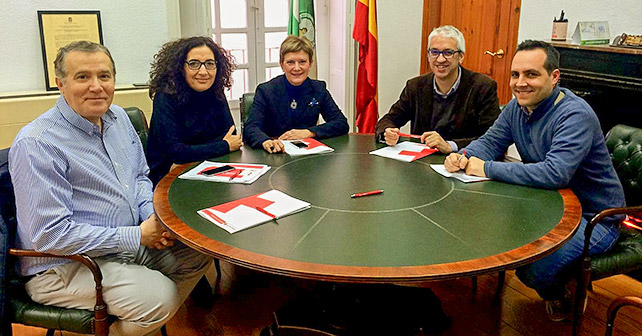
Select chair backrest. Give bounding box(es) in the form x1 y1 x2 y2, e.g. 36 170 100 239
0 147 14 329
605 124 642 206
123 107 149 151
239 93 255 135
0 148 14 230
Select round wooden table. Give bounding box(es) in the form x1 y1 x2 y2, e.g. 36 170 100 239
154 134 581 283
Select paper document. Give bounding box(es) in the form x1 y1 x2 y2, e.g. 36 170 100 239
369 141 438 162
430 164 491 183
178 161 270 184
197 190 311 234
282 138 334 156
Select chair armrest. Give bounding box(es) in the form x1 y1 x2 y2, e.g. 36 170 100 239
8 249 109 335
606 296 642 336
583 205 642 255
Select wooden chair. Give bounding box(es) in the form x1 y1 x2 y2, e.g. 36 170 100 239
605 296 642 336
0 147 113 336
1 108 174 335
573 124 642 335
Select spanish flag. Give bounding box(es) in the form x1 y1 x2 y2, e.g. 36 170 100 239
352 0 378 133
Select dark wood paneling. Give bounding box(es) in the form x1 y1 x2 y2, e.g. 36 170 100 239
552 42 642 133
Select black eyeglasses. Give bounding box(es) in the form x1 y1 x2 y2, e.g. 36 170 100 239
185 59 217 71
428 49 462 59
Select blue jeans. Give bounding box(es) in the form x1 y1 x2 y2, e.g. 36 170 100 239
516 216 620 300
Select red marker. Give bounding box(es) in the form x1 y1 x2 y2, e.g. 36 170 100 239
397 132 422 139
351 189 384 198
203 209 228 226
228 169 242 181
254 206 276 218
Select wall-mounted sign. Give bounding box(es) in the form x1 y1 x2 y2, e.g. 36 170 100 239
38 11 103 91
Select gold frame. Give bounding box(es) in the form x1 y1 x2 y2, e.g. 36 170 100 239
37 10 103 91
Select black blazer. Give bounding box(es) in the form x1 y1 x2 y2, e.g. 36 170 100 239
243 75 349 148
375 67 500 149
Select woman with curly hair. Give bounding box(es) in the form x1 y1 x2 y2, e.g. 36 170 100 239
145 36 242 186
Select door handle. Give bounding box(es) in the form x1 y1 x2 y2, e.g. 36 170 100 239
484 49 505 58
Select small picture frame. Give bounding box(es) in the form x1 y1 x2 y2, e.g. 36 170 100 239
37 10 103 91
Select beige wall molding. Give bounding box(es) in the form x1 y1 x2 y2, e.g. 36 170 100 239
0 87 152 149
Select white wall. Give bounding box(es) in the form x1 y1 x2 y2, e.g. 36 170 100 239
376 0 423 128
315 0 331 84
327 0 349 123
518 0 642 43
0 0 171 93
179 0 208 38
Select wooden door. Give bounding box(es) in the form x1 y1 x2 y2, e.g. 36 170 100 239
421 0 522 104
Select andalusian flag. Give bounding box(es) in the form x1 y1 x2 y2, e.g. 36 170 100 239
288 0 317 77
353 0 378 133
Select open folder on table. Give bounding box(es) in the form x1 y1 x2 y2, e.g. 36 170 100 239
282 138 334 156
430 164 491 183
369 141 438 162
178 161 270 184
197 190 311 234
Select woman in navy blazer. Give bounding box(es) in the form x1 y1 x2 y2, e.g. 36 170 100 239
243 35 349 153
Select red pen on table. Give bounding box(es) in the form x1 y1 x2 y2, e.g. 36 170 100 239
397 132 422 139
254 205 276 218
351 189 384 198
228 169 242 181
203 209 228 226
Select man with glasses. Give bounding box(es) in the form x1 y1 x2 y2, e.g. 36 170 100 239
375 25 500 154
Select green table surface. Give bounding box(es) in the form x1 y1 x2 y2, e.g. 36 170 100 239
154 134 581 283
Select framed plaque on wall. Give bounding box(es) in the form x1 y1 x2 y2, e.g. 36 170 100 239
37 10 103 91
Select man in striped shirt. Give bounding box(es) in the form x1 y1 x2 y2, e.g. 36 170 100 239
9 41 211 335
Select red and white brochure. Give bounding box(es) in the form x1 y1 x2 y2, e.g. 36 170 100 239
197 190 310 234
369 141 438 162
178 161 270 184
282 138 334 156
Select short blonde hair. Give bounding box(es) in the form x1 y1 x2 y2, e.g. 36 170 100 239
279 35 314 63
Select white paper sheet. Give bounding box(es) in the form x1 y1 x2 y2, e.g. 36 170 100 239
430 164 491 183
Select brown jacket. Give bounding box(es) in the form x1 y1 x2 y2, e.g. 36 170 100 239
375 67 500 149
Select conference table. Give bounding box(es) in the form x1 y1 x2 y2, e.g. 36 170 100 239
154 134 581 284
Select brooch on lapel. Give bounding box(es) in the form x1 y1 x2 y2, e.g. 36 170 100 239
309 98 319 107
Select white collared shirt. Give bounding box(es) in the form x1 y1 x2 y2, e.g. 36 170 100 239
433 66 462 99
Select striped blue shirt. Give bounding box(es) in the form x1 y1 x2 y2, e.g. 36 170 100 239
9 96 153 276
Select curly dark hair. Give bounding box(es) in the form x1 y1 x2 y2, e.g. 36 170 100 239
149 36 235 103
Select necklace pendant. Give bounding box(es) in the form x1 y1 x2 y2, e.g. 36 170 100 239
290 99 297 109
